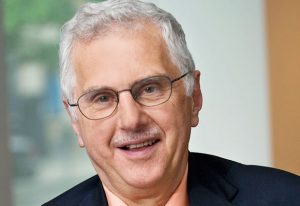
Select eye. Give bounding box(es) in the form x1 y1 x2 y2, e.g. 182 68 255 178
143 85 159 94
96 94 110 103
93 92 116 104
82 89 117 107
139 82 162 97
132 76 170 100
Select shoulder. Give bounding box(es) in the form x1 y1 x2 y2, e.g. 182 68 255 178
189 152 300 204
189 152 300 180
42 175 105 206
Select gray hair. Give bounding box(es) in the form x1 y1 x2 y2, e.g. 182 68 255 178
60 0 195 104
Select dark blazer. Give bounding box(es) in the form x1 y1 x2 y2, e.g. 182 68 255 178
43 152 300 206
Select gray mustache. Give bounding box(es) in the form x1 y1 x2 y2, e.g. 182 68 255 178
112 127 161 146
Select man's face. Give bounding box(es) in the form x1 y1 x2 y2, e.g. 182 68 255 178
69 25 202 193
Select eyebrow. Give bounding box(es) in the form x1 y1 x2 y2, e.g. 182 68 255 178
81 86 112 96
80 72 169 95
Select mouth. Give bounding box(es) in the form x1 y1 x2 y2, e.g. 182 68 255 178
119 139 160 151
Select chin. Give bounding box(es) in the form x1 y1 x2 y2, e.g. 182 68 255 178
123 167 165 189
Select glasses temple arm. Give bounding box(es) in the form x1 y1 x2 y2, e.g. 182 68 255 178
171 72 190 83
66 100 78 107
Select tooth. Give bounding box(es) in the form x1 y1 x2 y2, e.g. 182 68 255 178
127 144 136 149
125 140 157 150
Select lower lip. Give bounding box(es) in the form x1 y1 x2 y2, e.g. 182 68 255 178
117 141 159 160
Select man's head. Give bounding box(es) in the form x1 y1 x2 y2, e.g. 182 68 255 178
60 0 196 105
60 0 202 203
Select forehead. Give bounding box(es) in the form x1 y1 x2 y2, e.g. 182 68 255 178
71 23 179 95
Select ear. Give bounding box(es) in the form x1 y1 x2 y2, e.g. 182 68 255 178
63 98 85 148
191 70 203 127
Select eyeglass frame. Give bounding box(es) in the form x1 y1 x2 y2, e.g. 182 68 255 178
67 71 190 120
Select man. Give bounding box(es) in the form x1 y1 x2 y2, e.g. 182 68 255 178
44 0 300 205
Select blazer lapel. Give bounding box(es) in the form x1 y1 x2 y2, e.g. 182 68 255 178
188 153 238 206
78 182 108 206
189 184 236 206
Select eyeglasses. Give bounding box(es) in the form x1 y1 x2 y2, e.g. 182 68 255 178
67 72 190 120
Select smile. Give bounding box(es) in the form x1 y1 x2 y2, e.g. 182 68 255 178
121 139 159 151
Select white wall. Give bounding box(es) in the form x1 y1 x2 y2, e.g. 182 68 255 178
148 0 271 166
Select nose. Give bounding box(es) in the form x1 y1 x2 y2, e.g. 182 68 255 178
116 91 150 131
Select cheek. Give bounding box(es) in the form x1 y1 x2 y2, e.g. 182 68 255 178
77 120 114 155
167 96 192 124
147 99 192 142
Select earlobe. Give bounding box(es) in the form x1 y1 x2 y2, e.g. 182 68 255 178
191 70 203 127
75 128 85 148
70 121 85 147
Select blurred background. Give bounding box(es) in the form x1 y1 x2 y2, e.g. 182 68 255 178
0 0 299 205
